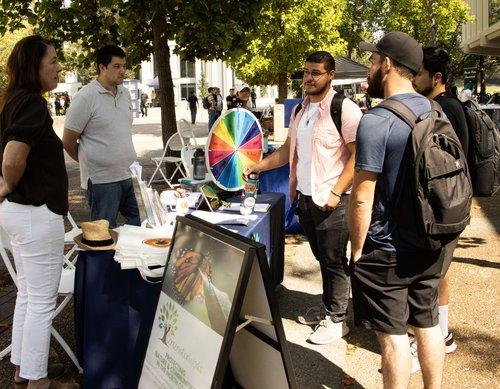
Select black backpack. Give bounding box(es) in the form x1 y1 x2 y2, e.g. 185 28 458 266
378 99 472 251
294 93 345 136
461 99 500 196
202 96 211 109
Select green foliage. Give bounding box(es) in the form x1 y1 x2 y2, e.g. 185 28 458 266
381 0 472 46
228 0 347 86
0 25 32 91
197 72 209 99
338 0 384 58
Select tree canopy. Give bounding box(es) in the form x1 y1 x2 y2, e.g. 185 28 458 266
0 24 32 91
228 0 346 101
0 0 266 144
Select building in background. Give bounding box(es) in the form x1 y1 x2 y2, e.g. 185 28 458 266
139 41 277 105
462 0 500 55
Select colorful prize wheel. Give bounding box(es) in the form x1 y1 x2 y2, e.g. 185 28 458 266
206 108 263 191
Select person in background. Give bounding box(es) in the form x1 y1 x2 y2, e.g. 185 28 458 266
226 88 237 109
140 92 148 117
250 88 257 109
234 84 253 110
0 35 77 389
63 44 139 229
63 92 70 115
215 87 223 118
187 91 199 124
207 87 217 130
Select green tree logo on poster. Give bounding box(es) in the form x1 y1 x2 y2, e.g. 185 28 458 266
159 302 179 345
251 232 260 243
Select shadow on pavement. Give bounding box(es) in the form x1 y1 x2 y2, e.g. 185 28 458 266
472 196 500 234
453 256 500 269
286 341 345 388
451 326 500 373
457 236 487 249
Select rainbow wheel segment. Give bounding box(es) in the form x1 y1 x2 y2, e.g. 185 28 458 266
206 108 263 191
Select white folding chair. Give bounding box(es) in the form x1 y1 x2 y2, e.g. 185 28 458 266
64 212 81 266
0 227 83 373
148 132 187 188
177 119 198 147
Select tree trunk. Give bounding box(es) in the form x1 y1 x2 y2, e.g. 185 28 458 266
152 12 177 147
277 72 288 103
427 0 436 46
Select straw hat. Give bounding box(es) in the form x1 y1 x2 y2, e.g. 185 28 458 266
74 220 118 251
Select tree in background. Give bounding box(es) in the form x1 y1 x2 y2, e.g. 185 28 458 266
0 25 32 91
0 0 265 147
339 0 384 59
228 0 346 102
380 0 471 54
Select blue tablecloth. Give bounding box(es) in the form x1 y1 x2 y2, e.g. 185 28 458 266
259 158 302 234
74 192 285 389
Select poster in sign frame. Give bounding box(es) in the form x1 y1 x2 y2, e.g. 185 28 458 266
139 215 296 389
138 215 255 388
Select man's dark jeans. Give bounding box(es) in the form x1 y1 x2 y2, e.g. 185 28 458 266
86 178 140 228
190 108 197 124
296 192 350 323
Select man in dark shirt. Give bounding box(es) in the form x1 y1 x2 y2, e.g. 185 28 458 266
350 32 447 388
412 46 463 369
187 91 198 124
226 88 237 110
413 47 469 155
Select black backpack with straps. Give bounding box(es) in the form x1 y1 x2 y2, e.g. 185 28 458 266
294 93 345 136
377 99 472 251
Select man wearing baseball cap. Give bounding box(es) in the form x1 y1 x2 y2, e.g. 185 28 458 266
348 31 447 388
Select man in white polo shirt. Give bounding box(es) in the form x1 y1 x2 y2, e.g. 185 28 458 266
63 45 139 228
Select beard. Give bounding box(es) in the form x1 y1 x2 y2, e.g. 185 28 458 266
305 80 331 96
367 67 385 99
413 83 433 98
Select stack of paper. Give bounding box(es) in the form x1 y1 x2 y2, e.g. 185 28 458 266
114 224 174 270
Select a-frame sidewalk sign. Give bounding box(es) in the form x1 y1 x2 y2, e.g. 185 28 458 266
139 214 297 388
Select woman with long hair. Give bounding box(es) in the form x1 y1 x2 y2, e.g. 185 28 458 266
0 36 77 389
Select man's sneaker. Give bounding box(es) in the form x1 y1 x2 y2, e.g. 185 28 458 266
409 334 421 373
297 305 326 325
307 317 349 345
409 332 457 373
444 332 457 353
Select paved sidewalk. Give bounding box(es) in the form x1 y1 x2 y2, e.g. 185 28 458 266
0 108 498 388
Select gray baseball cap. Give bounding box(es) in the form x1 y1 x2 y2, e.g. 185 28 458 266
359 31 423 74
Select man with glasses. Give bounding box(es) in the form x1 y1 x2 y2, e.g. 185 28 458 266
243 51 362 344
63 45 140 228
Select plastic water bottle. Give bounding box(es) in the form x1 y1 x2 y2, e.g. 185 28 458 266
192 148 206 180
240 173 258 215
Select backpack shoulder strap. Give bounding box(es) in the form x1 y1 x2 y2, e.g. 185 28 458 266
294 100 303 117
330 93 345 137
376 99 418 129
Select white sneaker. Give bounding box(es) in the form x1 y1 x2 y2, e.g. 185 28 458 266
308 317 349 345
297 305 326 325
409 332 457 373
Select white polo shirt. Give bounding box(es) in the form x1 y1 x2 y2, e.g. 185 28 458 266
65 80 137 189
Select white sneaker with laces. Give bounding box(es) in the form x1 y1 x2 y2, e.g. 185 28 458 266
307 317 349 345
297 305 326 326
410 332 457 373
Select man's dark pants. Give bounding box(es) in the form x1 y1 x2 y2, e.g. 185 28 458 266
86 178 141 228
296 192 350 323
190 107 197 124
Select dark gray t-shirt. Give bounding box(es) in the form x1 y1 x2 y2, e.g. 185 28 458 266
355 93 431 252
